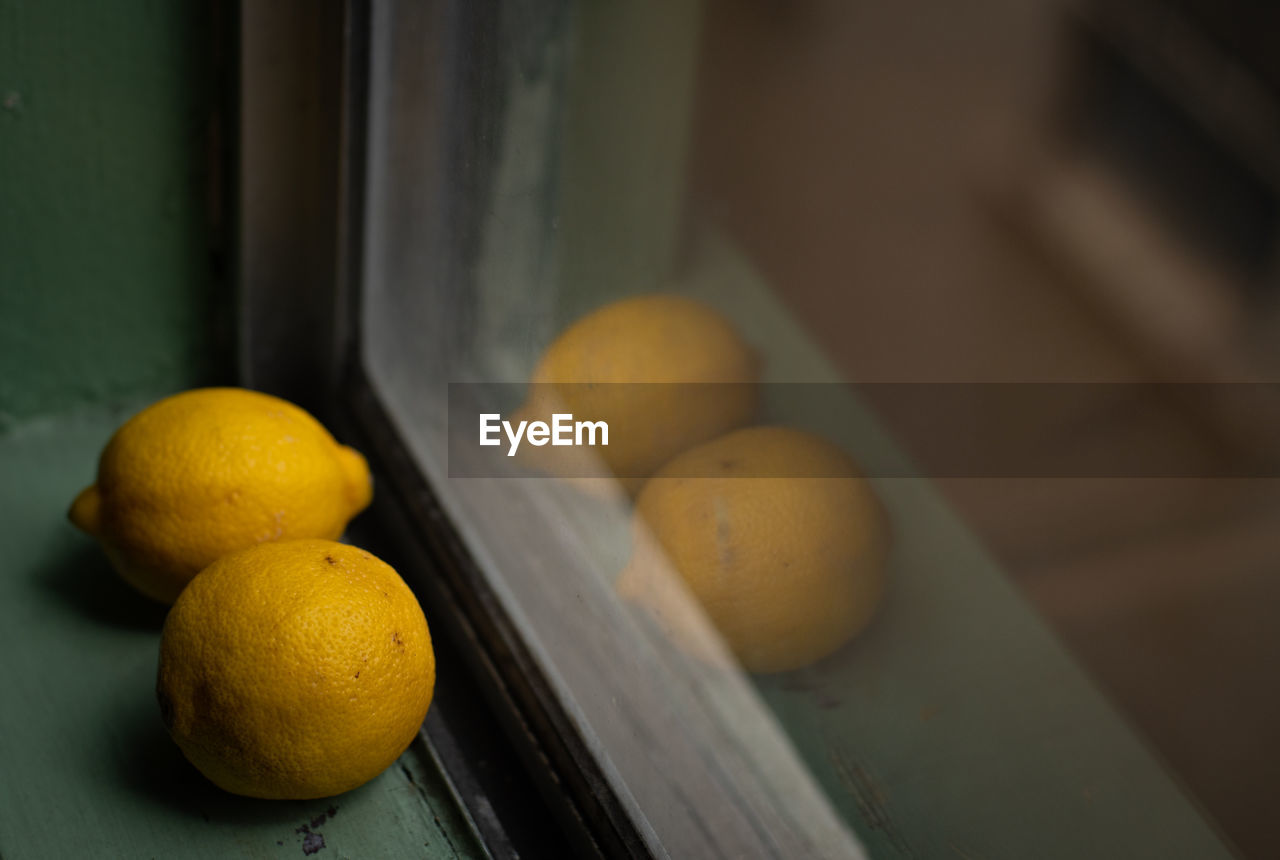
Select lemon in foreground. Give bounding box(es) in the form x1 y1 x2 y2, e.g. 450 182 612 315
157 539 435 799
515 294 758 492
68 387 373 603
620 426 889 673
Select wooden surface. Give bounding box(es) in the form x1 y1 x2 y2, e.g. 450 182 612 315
0 407 486 860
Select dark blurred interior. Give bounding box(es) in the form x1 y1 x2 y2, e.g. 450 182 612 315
691 0 1280 855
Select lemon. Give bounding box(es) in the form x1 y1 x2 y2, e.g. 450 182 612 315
68 388 373 603
620 426 889 673
157 539 435 800
516 294 758 493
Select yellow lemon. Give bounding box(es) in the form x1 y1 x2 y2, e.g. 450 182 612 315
157 539 435 799
620 426 889 673
68 388 373 603
516 294 758 493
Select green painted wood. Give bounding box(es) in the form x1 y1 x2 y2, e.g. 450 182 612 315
0 407 486 860
0 0 226 429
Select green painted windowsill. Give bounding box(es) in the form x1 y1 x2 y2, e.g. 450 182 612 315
0 407 485 860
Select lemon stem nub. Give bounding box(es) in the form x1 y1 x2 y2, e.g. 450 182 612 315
336 446 374 513
68 485 102 537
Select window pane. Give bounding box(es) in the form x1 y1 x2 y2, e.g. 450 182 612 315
361 1 1276 856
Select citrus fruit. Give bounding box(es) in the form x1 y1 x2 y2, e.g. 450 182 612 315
515 294 759 493
68 388 373 603
156 539 435 800
620 426 889 673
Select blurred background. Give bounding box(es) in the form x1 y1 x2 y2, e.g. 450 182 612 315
691 1 1280 855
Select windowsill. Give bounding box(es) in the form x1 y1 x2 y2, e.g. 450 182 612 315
0 408 487 859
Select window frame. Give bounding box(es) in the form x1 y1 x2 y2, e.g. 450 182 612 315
238 2 655 856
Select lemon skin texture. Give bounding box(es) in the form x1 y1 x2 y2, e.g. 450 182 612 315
622 426 889 673
156 539 435 800
68 388 373 603
517 294 759 493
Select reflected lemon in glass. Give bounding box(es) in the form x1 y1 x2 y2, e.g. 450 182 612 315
514 294 759 494
619 426 889 673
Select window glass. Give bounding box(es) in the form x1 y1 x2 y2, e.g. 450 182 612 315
362 1 1276 856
